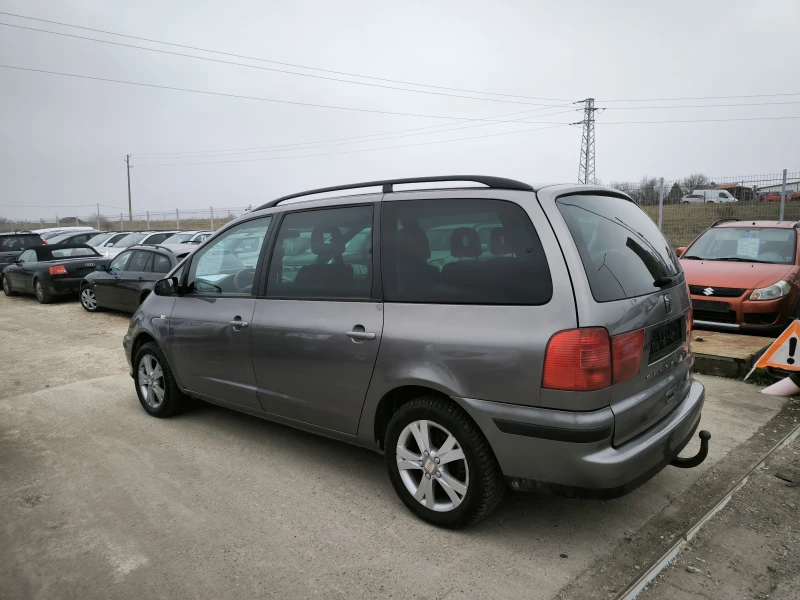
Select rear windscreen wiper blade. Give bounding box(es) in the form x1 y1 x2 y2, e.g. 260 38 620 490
653 275 675 287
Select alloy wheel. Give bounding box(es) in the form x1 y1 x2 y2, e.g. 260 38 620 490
2 277 9 295
81 288 97 310
138 354 166 408
396 419 469 512
35 282 44 302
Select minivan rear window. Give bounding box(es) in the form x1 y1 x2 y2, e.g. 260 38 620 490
557 194 680 302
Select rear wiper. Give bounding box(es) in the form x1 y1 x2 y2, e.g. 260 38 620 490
653 275 675 288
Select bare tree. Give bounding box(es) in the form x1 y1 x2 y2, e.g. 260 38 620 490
682 173 710 194
637 176 661 206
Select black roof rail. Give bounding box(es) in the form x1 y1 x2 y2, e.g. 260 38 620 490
711 218 739 227
130 244 175 253
256 175 533 210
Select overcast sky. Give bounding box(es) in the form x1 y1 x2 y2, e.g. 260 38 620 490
1 0 798 220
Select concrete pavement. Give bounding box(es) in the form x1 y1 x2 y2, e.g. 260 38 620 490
0 293 794 600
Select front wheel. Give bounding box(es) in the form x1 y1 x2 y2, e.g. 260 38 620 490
385 397 506 528
35 280 52 304
133 342 186 417
2 275 18 296
80 285 101 312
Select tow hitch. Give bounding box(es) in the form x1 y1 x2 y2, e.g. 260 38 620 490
670 430 711 469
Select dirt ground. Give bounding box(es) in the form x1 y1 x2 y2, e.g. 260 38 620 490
1 292 798 600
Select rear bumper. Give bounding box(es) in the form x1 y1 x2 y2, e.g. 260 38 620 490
45 277 84 295
455 380 705 496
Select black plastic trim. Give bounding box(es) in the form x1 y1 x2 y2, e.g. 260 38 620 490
493 419 613 443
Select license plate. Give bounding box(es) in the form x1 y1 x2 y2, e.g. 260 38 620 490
692 299 730 313
650 319 683 360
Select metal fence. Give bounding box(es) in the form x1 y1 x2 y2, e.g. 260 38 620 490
615 169 800 248
0 206 253 235
2 169 799 249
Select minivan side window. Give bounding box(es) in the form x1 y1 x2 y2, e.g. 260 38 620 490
382 199 553 305
186 217 272 296
266 205 373 299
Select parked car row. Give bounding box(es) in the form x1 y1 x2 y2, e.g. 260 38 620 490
2 178 712 528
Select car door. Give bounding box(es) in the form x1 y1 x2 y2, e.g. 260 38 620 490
8 249 36 289
250 203 383 435
95 250 132 307
168 216 273 411
117 250 152 309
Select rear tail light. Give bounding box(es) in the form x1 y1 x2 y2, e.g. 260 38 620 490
42 240 48 245
543 328 611 391
611 329 644 384
49 265 68 275
543 327 645 391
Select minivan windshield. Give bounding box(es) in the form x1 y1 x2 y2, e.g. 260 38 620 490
683 227 796 265
557 194 681 302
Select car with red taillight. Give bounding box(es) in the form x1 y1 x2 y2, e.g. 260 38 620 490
2 244 111 303
122 175 706 528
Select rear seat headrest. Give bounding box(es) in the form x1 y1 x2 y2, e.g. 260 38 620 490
397 225 431 260
489 228 511 254
310 226 345 255
450 227 481 258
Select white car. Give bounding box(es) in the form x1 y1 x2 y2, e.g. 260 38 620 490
681 189 738 204
161 231 213 245
99 231 179 257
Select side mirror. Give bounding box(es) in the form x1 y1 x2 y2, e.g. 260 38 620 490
154 277 179 296
95 265 106 272
676 247 687 257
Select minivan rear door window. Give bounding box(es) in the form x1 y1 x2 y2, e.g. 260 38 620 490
557 194 681 302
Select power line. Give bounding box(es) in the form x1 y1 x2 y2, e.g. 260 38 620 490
134 123 573 167
597 116 800 124
0 63 576 123
132 108 580 160
132 104 578 157
0 19 565 107
133 114 800 168
602 100 800 110
598 92 800 102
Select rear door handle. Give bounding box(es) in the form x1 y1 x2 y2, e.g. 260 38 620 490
346 330 376 340
229 318 250 329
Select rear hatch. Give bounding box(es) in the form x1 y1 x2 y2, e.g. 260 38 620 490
553 192 692 445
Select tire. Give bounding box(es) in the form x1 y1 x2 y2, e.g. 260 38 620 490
385 396 506 528
2 275 18 296
682 201 690 204
133 342 187 418
34 279 52 304
80 285 101 312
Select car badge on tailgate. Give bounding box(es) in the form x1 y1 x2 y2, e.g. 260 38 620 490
84 262 95 267
663 293 673 314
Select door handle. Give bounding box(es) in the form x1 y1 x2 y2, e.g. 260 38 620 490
229 318 250 329
346 330 376 341
138 277 143 281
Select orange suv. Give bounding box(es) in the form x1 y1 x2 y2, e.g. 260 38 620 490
678 219 800 334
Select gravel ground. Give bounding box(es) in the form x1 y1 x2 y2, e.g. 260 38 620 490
640 424 800 600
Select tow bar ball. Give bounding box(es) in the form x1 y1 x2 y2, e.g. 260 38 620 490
670 430 711 469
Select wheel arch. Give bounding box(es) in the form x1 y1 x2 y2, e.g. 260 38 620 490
372 385 464 451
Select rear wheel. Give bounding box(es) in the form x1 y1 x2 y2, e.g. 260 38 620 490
34 279 52 304
80 285 100 312
133 342 186 417
385 396 505 528
2 275 18 296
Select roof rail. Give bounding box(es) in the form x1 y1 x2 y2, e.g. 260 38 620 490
711 218 739 227
255 175 533 210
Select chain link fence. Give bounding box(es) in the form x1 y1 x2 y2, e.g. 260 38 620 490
617 170 800 248
2 169 799 249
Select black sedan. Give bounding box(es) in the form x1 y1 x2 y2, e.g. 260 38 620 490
79 245 192 313
2 244 110 303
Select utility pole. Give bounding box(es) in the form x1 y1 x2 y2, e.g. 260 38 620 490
126 154 132 221
577 98 598 185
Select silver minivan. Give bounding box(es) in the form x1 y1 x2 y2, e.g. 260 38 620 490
123 176 708 528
